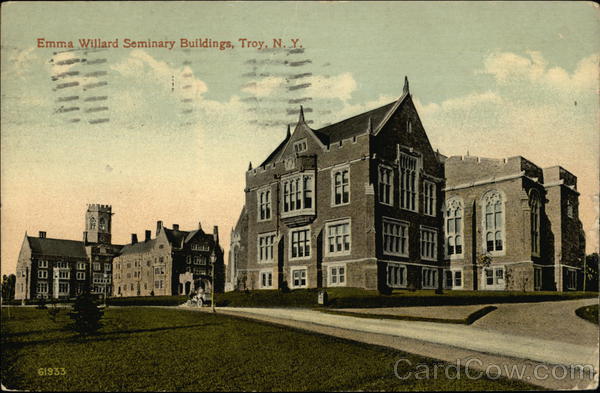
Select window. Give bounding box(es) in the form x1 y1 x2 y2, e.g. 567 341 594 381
399 153 418 211
386 263 407 288
56 261 68 269
58 282 69 294
293 139 307 153
566 269 577 290
258 188 272 221
93 262 101 271
155 280 164 289
382 218 409 256
328 265 346 286
423 181 436 216
445 269 463 289
378 165 393 206
422 267 437 289
260 271 273 288
407 119 413 133
77 262 86 270
258 232 276 262
290 228 310 259
38 260 48 268
332 167 350 205
567 200 574 218
282 173 314 213
326 220 351 256
420 228 437 260
530 191 540 255
104 263 111 272
37 282 48 294
99 217 106 231
483 266 505 289
154 266 165 275
483 191 504 253
534 267 542 290
58 270 70 280
291 268 307 288
38 270 48 279
90 216 96 229
77 272 85 280
445 198 463 257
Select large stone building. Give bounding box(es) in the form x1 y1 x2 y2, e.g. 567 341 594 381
227 78 585 292
15 204 122 300
113 221 225 297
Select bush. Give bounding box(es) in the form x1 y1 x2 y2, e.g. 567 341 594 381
107 295 187 307
68 294 104 335
36 297 47 310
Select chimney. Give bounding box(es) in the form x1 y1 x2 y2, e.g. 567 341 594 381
173 224 179 231
156 220 163 235
131 233 138 244
213 225 219 244
145 230 151 242
83 231 88 244
39 231 46 239
198 221 202 230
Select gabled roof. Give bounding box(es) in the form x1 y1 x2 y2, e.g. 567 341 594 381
119 238 158 256
27 237 87 258
258 94 408 168
163 227 190 246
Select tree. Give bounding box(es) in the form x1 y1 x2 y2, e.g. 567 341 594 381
584 253 599 292
68 293 104 335
1 274 16 300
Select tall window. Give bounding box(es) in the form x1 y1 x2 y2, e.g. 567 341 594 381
90 216 96 229
38 270 48 279
445 198 463 256
399 153 418 211
58 282 69 294
332 167 350 205
382 218 409 256
258 233 276 262
99 218 106 231
290 228 310 259
282 174 314 213
387 263 407 288
530 190 540 255
567 200 574 219
420 228 437 260
378 165 393 205
422 267 437 289
423 181 436 216
258 188 272 221
326 220 351 255
37 282 48 294
39 260 48 268
483 191 504 253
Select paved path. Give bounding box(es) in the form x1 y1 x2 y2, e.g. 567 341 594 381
336 304 484 320
178 298 598 389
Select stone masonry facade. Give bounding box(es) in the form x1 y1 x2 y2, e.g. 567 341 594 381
227 78 586 293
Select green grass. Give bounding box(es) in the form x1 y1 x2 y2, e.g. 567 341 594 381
214 287 598 308
575 304 599 324
319 305 498 325
1 307 540 391
107 295 188 307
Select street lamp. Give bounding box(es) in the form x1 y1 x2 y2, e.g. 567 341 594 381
210 250 217 313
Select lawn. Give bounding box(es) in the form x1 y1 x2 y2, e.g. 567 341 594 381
575 304 599 324
211 287 598 308
1 307 540 391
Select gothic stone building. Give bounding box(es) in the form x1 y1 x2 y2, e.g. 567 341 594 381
113 221 224 297
15 204 122 300
227 78 585 292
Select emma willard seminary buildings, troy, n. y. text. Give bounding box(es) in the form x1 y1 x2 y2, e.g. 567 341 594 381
227 77 585 293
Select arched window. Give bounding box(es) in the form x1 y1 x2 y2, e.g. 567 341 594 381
89 216 96 230
482 191 504 253
99 217 106 231
530 190 540 255
445 198 463 256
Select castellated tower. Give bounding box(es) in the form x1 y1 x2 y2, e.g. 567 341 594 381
84 204 113 244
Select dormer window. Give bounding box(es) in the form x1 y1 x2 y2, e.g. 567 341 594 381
293 139 307 153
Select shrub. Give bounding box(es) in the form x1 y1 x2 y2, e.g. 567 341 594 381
68 294 104 335
36 297 47 310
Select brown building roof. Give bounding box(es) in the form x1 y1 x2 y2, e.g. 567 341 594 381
118 238 158 256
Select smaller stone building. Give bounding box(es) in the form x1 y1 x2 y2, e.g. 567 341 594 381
113 221 224 297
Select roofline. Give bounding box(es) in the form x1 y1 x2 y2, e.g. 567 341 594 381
372 92 410 136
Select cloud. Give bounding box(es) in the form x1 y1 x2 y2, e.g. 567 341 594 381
305 72 357 101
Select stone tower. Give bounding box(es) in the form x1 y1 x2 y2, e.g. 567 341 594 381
84 204 112 244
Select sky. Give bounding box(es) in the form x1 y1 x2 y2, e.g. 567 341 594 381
1 1 599 275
